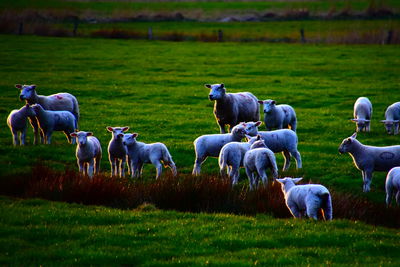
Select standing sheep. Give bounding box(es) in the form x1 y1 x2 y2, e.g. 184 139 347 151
205 83 259 133
243 138 278 190
258 99 297 131
381 102 400 135
338 132 400 192
192 124 247 175
385 167 400 206
7 104 36 146
70 131 102 178
276 177 333 221
31 104 77 144
123 133 177 179
107 126 129 177
351 97 372 132
16 84 80 144
243 121 302 170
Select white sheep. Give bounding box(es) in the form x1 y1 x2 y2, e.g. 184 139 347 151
205 83 259 133
381 102 400 135
218 134 260 185
339 132 400 192
258 99 297 131
31 104 77 144
7 104 36 146
192 124 247 175
123 133 177 179
107 126 129 177
243 139 278 190
70 131 102 178
243 121 302 171
385 167 400 206
276 177 333 220
351 97 372 132
16 84 80 144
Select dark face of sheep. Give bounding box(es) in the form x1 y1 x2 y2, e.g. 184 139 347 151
381 120 399 134
17 84 36 101
206 84 225 101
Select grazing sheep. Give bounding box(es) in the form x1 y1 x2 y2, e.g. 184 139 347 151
192 124 247 175
218 134 260 185
338 132 400 192
107 126 129 177
243 139 278 190
70 131 102 178
123 133 177 179
351 97 372 132
31 104 77 144
276 177 333 220
385 167 400 206
381 102 400 135
16 84 80 144
7 104 36 146
243 121 302 171
258 99 297 131
205 83 259 133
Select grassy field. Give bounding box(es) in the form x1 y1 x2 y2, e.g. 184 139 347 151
1 196 400 265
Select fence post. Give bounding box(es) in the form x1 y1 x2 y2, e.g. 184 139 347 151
148 27 153 40
217 29 223 42
300 28 306 43
18 22 23 35
72 17 79 37
385 30 393 45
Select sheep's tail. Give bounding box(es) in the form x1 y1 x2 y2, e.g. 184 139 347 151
72 95 80 125
162 146 177 176
218 149 228 174
320 192 333 221
267 152 278 180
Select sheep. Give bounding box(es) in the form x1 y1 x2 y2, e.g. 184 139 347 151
338 132 400 192
218 134 260 185
258 99 297 131
276 177 333 220
381 102 400 135
205 83 259 133
6 104 36 146
385 167 400 206
351 97 372 132
70 131 102 178
243 121 302 171
31 104 77 144
107 126 129 177
192 124 247 175
16 84 80 144
123 133 177 179
243 138 278 190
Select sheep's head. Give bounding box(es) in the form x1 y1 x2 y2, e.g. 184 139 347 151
351 118 370 132
123 133 138 146
205 83 225 101
31 104 44 113
245 134 261 145
338 132 357 154
106 126 129 140
258 99 276 113
380 120 399 135
243 121 262 136
16 84 36 102
250 138 267 150
276 177 303 191
231 124 246 138
70 131 93 146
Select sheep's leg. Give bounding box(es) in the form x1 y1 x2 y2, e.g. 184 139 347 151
78 159 84 174
218 121 226 134
362 170 373 193
306 207 319 220
168 162 177 177
386 186 393 206
94 155 101 175
245 168 255 190
45 131 52 144
282 150 291 171
256 166 268 187
231 168 240 186
109 156 116 177
219 165 227 178
29 117 40 145
290 150 302 169
192 155 206 176
126 156 131 176
87 159 94 178
12 130 19 146
154 161 163 179
290 119 297 132
120 158 126 177
287 203 301 218
395 123 399 135
395 190 400 205
21 128 26 146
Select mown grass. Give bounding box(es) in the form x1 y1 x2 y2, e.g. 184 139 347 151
1 195 400 266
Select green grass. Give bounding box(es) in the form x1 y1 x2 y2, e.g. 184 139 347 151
1 196 400 265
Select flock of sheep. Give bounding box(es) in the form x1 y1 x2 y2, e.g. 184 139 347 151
6 83 400 220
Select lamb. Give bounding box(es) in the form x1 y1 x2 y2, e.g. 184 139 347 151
31 104 77 144
70 131 102 178
107 126 129 177
192 124 247 175
243 138 278 190
338 132 400 192
381 102 400 135
205 83 259 133
276 177 333 220
243 121 302 170
6 104 36 146
258 99 297 131
123 133 177 179
351 97 372 132
385 167 400 206
218 134 260 185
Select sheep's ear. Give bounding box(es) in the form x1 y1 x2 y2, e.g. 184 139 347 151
364 119 370 122
25 103 29 107
257 100 264 104
122 126 129 132
15 84 22 89
86 132 93 136
256 134 261 140
219 83 224 88
132 133 138 138
271 100 276 105
394 120 400 123
106 126 113 132
30 85 36 89
255 121 262 127
350 132 357 139
293 177 303 184
204 84 211 89
245 134 252 141
70 132 77 137
380 120 388 123
350 119 358 122
276 178 285 184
